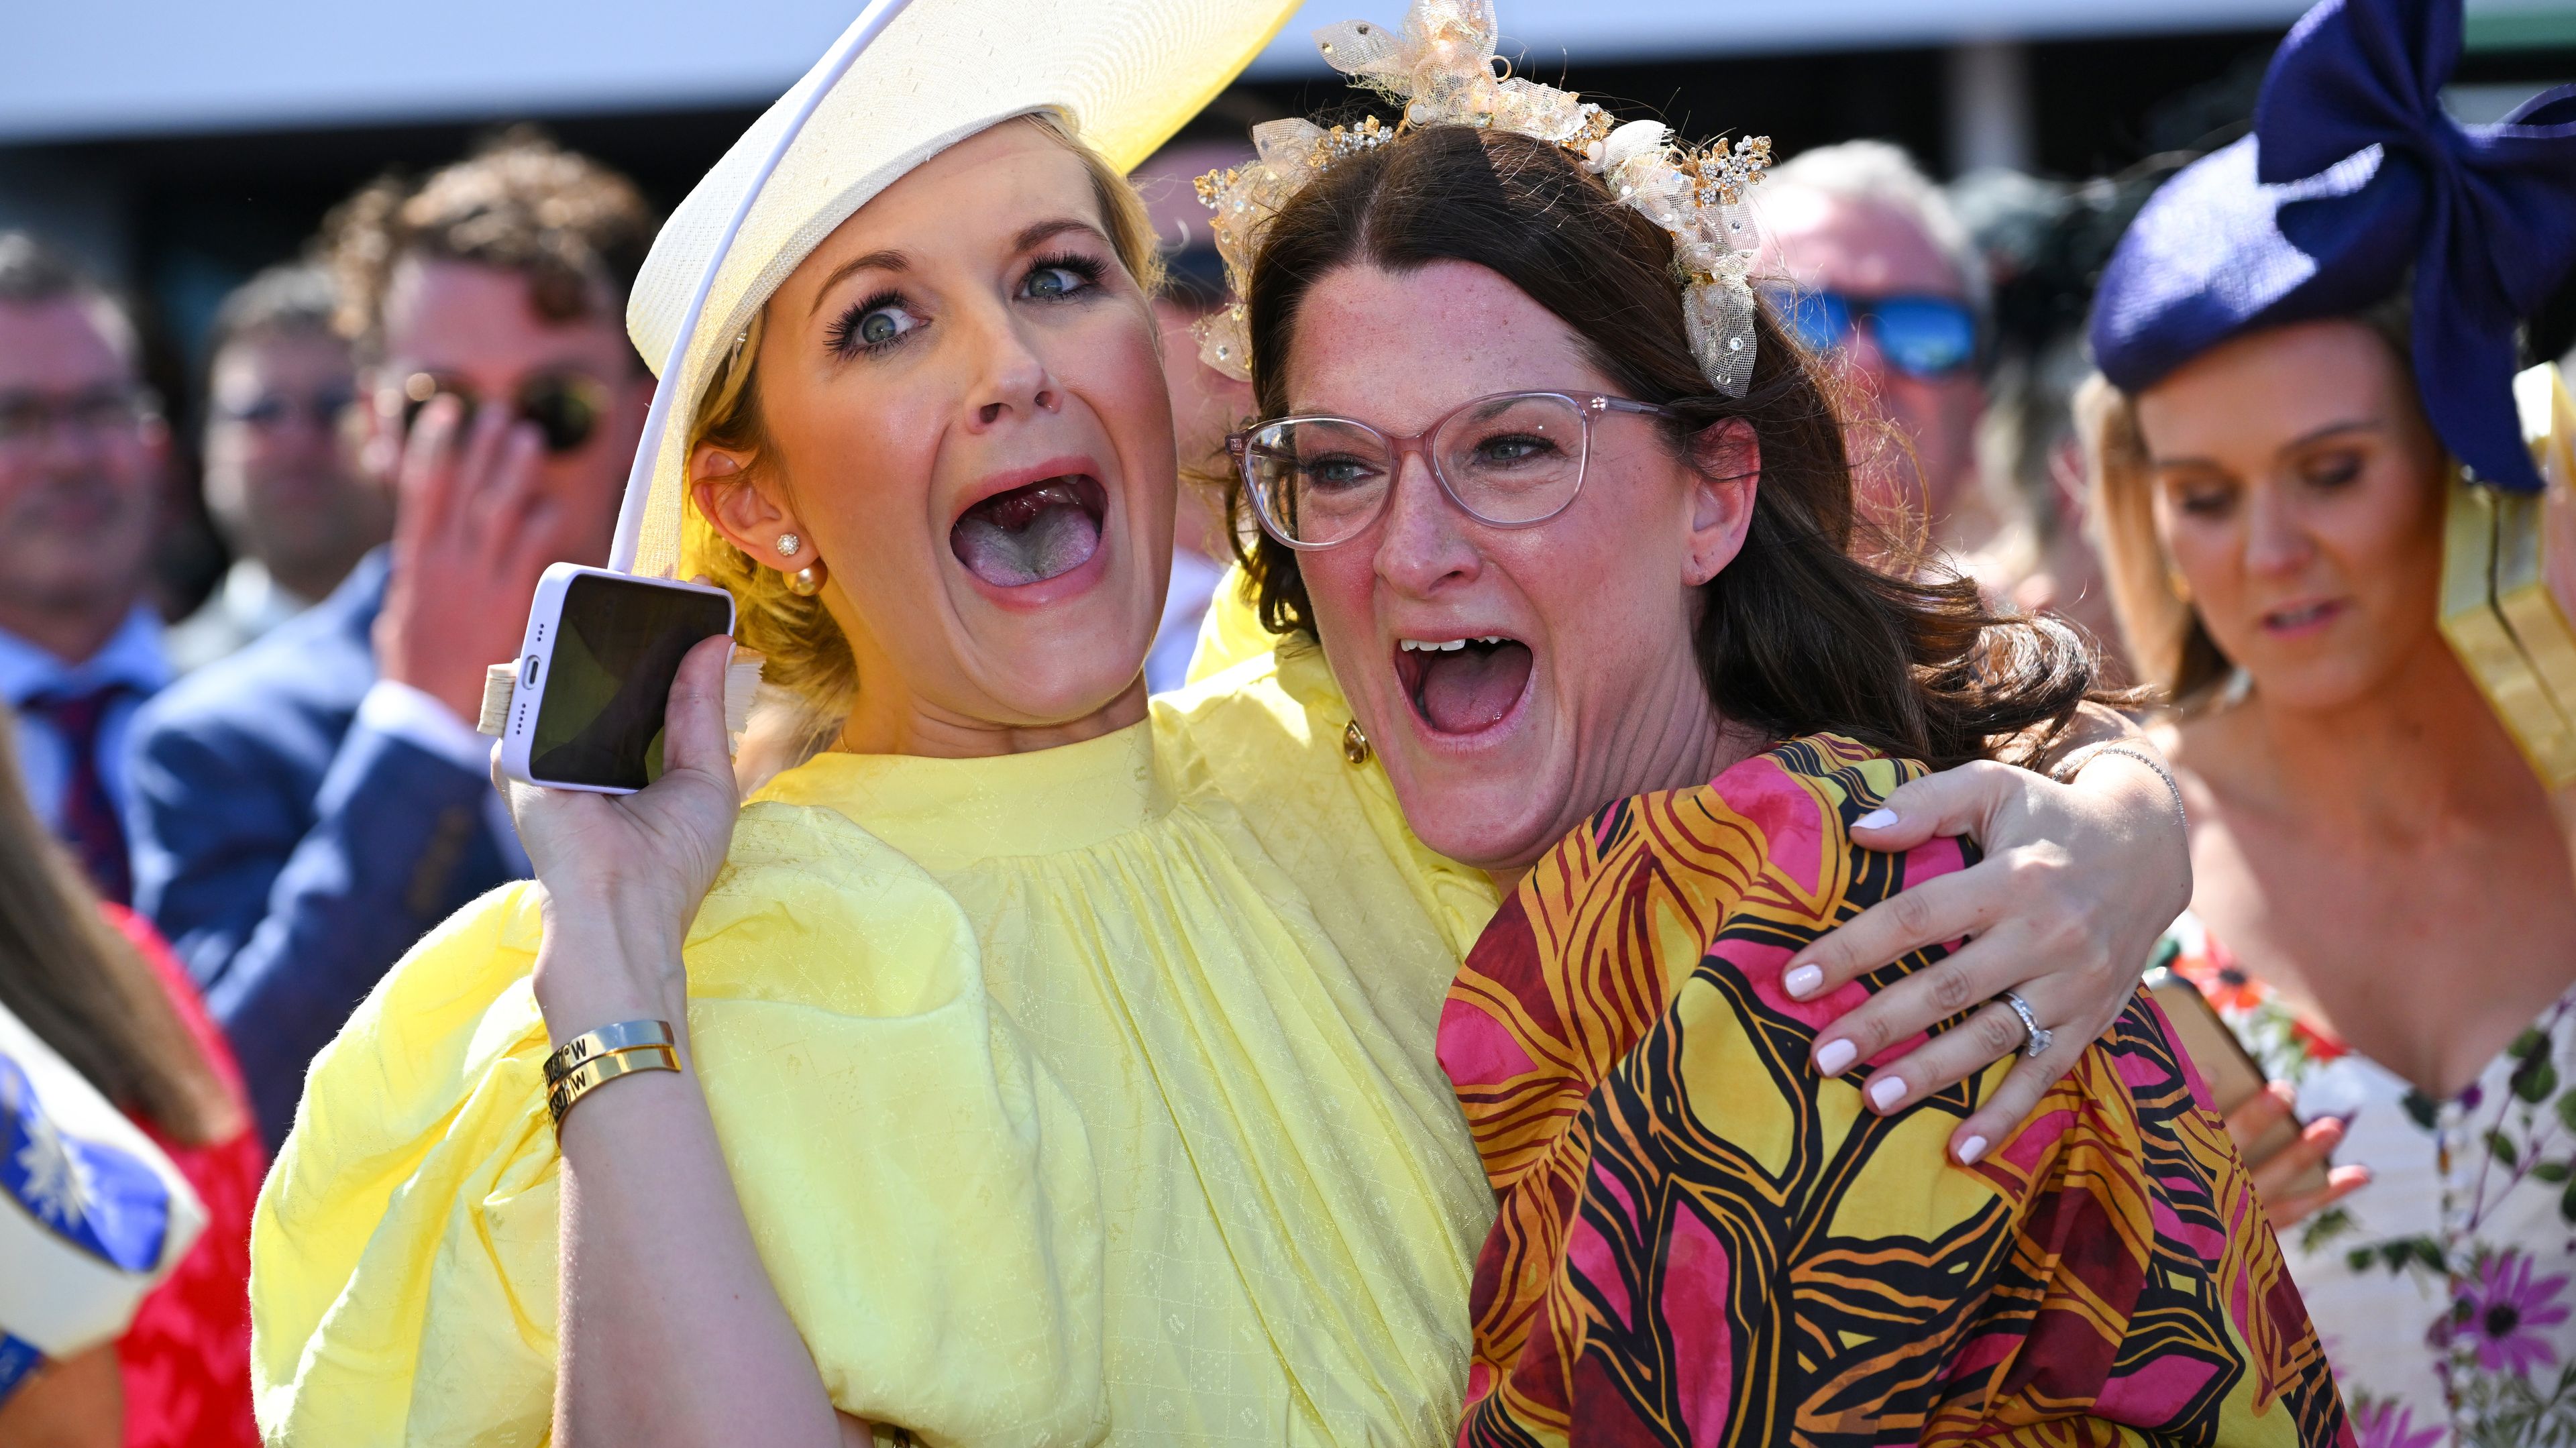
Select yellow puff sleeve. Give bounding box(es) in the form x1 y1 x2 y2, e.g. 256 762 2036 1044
1183 565 1277 687
249 803 1104 1448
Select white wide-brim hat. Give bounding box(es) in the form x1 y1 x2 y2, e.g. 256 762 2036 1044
614 0 1304 578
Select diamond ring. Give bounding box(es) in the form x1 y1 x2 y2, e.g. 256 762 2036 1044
1998 990 2052 1058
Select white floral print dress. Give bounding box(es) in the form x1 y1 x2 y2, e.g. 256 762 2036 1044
2163 913 2576 1448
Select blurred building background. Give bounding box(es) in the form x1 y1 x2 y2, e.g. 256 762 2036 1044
11 0 2573 347
5 0 2571 604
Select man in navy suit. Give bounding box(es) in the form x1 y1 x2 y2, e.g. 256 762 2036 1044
125 135 658 1147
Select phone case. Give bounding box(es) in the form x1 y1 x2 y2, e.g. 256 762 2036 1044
493 564 737 795
2143 970 2332 1199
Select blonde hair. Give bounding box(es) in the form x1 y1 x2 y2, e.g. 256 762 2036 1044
2077 373 2231 706
682 111 1164 736
2080 302 2417 709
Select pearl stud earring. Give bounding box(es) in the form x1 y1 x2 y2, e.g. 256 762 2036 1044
773 533 802 558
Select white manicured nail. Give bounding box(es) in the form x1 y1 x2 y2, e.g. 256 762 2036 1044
1784 964 1823 997
1868 1075 1908 1112
1956 1134 1988 1165
1854 808 1898 830
1815 1038 1856 1074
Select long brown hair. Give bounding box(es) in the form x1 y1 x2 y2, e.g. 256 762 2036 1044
0 713 235 1146
1235 125 2092 769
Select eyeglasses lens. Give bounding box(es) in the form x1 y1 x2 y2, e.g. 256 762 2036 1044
0 389 148 447
398 372 602 455
1434 393 1585 524
400 374 474 439
1869 298 1978 378
518 374 604 455
234 389 355 430
1246 418 1389 547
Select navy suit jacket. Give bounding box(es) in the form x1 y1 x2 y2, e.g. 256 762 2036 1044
125 551 521 1150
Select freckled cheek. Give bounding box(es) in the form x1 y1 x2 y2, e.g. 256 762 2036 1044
1297 553 1379 665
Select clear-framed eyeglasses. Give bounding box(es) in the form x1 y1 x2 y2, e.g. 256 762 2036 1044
1228 390 1682 551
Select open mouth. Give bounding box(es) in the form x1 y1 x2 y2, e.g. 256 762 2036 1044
2261 599 2343 633
1394 635 1534 736
950 475 1108 588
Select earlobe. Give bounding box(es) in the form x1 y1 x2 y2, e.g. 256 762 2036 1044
1684 418 1761 586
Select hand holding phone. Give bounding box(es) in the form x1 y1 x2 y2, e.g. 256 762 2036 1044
493 565 736 793
2145 968 2371 1231
495 631 745 1036
2223 1080 2372 1232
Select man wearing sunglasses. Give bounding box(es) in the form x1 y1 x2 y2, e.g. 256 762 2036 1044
1757 141 2008 566
0 232 173 907
126 134 657 1148
165 264 388 673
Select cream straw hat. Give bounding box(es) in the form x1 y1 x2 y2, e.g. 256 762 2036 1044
612 0 1303 577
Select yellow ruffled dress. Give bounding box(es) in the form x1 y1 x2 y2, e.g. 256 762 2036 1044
248 645 1501 1447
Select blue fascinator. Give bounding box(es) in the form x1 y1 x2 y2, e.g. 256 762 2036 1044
2089 0 2576 494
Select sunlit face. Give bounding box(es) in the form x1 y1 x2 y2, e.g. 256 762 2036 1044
369 258 649 570
2136 319 2448 710
699 121 1175 733
1757 185 1983 532
0 298 166 626
204 329 386 591
1283 260 1754 872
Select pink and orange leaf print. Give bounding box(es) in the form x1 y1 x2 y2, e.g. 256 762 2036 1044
1441 736 2353 1447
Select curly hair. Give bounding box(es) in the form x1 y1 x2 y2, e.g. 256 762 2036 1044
322 127 656 362
680 112 1166 730
1235 125 2095 770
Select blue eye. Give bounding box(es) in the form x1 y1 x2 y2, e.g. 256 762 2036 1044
829 292 922 357
1022 254 1104 302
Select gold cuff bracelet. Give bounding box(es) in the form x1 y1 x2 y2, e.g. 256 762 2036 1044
543 1019 679 1085
546 1044 681 1128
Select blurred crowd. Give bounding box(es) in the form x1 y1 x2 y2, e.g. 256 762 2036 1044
5 47 2575 1448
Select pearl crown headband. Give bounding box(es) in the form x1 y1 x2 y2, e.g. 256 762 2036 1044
1192 0 1772 397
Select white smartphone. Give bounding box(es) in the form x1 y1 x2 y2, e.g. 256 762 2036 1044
493 564 737 795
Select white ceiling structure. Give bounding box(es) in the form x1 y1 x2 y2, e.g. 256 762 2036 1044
0 0 2447 145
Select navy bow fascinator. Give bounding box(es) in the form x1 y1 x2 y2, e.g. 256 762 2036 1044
2089 0 2576 494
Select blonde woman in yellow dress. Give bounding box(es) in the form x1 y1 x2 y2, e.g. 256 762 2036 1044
246 3 2198 1444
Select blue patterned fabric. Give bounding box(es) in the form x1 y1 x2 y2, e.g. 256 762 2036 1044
2090 0 2576 494
0 1333 42 1408
0 1050 172 1274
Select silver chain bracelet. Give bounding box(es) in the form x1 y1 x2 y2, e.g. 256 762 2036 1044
2049 740 2188 832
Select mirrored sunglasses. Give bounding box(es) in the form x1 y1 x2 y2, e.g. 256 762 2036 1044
1764 287 1979 380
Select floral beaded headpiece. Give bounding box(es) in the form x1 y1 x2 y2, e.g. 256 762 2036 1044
1192 0 1772 396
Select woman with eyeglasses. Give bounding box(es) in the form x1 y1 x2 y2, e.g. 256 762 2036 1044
251 2 2205 1444
1192 15 2341 1437
2080 0 2576 1438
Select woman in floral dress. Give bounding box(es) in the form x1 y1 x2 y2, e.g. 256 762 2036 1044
2159 918 2576 1448
2081 0 2576 1441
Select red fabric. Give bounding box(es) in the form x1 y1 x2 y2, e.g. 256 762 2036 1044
100 904 264 1448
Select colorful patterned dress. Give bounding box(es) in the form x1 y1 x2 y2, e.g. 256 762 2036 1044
2163 914 2576 1448
1440 736 2352 1446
